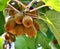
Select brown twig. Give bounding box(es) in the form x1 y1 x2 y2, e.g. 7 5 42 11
8 4 21 13
30 5 47 12
14 0 26 8
25 13 38 18
24 0 36 12
26 0 36 8
8 4 39 19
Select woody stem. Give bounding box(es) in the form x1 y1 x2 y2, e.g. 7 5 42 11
30 5 47 12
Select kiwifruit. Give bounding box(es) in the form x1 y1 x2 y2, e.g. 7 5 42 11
34 21 40 31
24 26 37 38
5 32 16 42
14 25 24 36
5 17 16 32
8 8 16 17
5 33 10 40
10 35 16 42
8 32 16 42
22 16 33 28
15 13 24 24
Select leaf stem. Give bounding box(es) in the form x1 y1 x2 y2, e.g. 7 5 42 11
26 0 36 8
24 0 36 12
30 5 47 12
8 4 21 13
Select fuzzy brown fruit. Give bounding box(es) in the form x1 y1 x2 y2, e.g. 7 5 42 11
14 25 24 36
22 16 33 28
5 33 10 40
24 26 37 38
5 17 16 33
5 32 16 42
15 13 24 24
8 8 16 17
34 21 40 31
8 32 16 42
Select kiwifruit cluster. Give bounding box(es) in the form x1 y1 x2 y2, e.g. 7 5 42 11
4 11 40 38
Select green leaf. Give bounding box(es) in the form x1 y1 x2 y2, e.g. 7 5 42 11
45 10 60 45
0 11 5 35
15 35 28 49
25 37 36 49
54 44 60 49
0 0 9 11
0 37 3 49
42 0 60 12
36 31 51 49
37 19 48 35
15 35 36 49
46 28 55 40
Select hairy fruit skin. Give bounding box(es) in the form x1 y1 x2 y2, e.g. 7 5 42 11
22 16 33 28
14 25 24 36
5 32 16 42
4 17 16 33
24 26 37 38
8 8 16 17
15 13 24 24
5 33 10 40
34 21 40 31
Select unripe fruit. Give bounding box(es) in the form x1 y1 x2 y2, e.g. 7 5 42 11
34 21 40 31
24 26 37 38
22 16 33 28
4 17 16 32
14 25 24 36
15 13 24 24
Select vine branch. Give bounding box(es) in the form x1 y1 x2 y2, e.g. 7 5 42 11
26 0 36 8
25 13 38 18
8 4 21 13
8 4 39 19
14 0 26 8
7 1 47 19
30 5 47 12
24 0 36 12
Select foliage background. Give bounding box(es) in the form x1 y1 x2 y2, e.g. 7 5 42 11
0 0 60 49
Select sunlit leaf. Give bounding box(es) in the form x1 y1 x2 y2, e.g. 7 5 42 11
42 0 60 12
0 37 3 49
0 0 9 11
45 10 60 45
